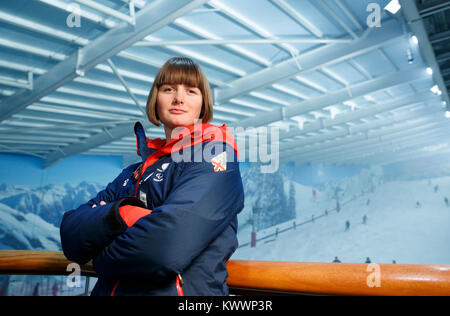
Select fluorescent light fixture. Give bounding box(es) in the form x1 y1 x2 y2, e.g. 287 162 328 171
426 67 433 75
430 85 440 95
445 111 450 118
411 35 419 45
384 0 401 14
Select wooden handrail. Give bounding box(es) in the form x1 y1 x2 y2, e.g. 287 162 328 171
226 260 450 296
0 250 449 296
0 250 96 278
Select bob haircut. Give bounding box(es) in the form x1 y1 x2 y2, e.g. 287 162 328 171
146 57 213 126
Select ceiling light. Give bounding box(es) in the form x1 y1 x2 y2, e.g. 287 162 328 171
411 35 419 45
426 67 433 75
445 111 450 118
384 0 401 14
430 85 440 95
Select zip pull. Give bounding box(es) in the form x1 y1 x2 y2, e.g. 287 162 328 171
133 164 143 180
176 274 184 296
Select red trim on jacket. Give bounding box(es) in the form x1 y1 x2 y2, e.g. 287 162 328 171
119 205 152 228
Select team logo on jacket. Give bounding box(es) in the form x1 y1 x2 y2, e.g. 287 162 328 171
153 162 170 182
211 152 227 172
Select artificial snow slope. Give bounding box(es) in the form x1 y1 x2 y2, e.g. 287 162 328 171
233 177 450 264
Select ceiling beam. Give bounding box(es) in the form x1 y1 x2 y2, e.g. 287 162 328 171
44 122 137 168
343 132 450 165
322 127 450 164
279 103 440 153
214 18 405 104
417 0 450 17
293 127 449 166
136 37 354 46
243 91 440 161
280 117 447 165
231 66 427 129
430 30 450 45
0 0 209 123
277 92 440 150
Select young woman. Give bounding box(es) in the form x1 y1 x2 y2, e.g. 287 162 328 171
60 57 244 296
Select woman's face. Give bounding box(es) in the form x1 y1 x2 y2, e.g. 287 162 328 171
157 84 203 133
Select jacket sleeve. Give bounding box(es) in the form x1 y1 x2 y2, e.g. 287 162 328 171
92 145 244 281
60 163 144 265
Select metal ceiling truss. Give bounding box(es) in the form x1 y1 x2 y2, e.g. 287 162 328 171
276 101 443 159
214 19 406 104
400 0 450 111
297 124 450 165
0 0 448 172
344 131 450 166
0 0 209 123
244 89 440 157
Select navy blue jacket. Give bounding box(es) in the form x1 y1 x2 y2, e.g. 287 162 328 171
60 122 244 296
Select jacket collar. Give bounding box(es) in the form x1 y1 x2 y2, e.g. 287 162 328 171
134 122 239 162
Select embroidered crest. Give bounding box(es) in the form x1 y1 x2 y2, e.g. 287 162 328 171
153 162 170 182
211 152 227 172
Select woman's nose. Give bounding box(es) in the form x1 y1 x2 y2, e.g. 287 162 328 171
174 88 184 104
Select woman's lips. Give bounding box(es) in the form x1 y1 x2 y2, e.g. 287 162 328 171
169 109 186 114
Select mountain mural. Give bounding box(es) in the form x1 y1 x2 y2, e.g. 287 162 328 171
239 165 296 232
0 182 104 227
0 165 300 250
0 202 60 251
0 182 104 251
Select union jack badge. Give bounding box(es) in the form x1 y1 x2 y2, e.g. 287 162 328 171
211 152 227 172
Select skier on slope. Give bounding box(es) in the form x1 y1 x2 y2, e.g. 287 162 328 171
362 215 367 225
344 220 350 232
